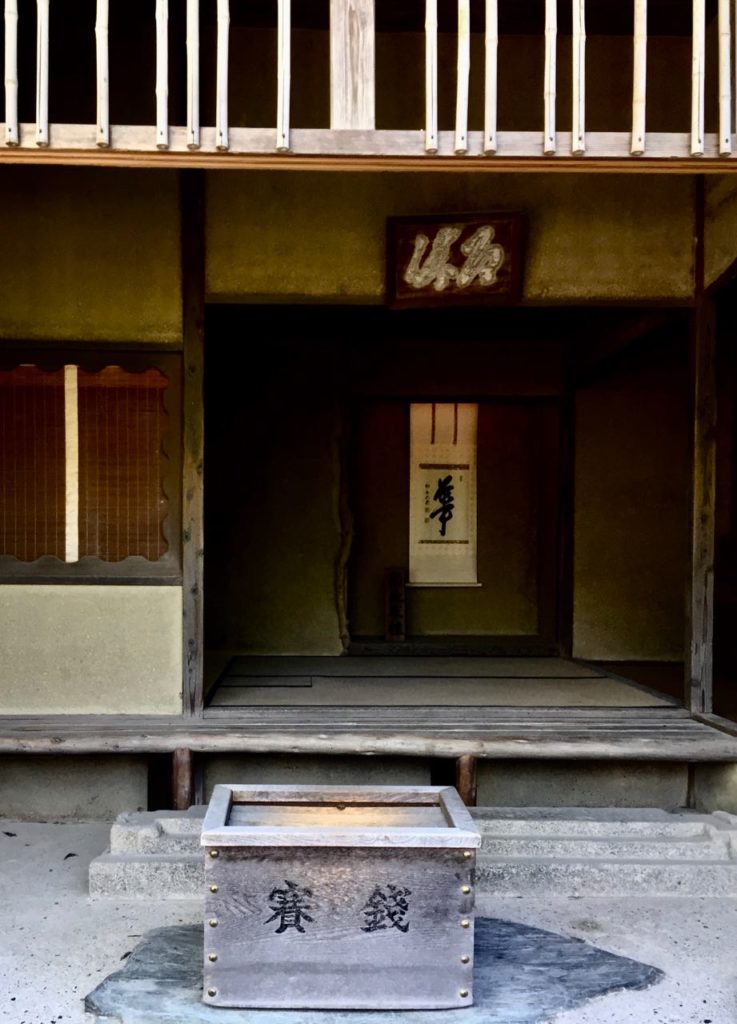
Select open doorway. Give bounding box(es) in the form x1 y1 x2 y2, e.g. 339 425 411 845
203 305 689 713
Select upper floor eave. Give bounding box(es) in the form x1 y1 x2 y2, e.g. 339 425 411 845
5 128 737 174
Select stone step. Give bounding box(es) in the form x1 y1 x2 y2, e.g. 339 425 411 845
110 808 207 855
480 834 732 860
475 858 737 897
89 806 737 899
89 853 203 899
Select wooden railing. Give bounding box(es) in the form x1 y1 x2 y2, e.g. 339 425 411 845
3 0 737 167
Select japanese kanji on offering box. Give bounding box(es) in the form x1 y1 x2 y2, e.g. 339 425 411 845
201 784 481 1009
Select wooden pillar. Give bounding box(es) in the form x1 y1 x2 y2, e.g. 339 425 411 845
172 748 195 810
689 297 717 714
330 0 374 129
455 755 478 807
688 178 716 714
181 171 206 718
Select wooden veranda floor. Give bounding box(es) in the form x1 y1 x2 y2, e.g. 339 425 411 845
3 659 737 762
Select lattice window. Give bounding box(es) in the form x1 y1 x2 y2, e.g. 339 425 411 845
0 361 176 571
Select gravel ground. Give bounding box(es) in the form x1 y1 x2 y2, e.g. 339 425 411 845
1 820 736 1024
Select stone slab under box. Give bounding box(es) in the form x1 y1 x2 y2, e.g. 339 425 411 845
200 783 481 1010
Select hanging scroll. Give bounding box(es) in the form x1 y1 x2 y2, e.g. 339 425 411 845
409 403 478 586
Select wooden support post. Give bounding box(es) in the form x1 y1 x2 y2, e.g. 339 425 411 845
455 0 470 154
455 755 478 807
186 0 200 149
172 748 194 810
543 0 557 155
96 0 110 147
330 0 375 129
35 0 49 146
692 0 705 156
181 171 206 719
483 0 498 155
632 0 647 156
688 179 715 714
425 0 438 153
276 0 291 152
4 0 19 146
689 302 717 714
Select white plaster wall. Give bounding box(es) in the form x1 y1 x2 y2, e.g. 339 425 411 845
0 586 182 714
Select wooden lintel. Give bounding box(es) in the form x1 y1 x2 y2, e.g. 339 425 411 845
455 754 478 806
172 747 195 810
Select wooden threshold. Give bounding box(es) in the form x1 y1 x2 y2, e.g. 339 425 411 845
3 707 737 760
5 126 737 173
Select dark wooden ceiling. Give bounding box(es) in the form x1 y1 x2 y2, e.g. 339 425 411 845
202 0 717 35
44 0 720 37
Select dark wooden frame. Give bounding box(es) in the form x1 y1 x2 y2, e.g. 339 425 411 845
0 347 183 583
386 212 525 310
344 393 565 655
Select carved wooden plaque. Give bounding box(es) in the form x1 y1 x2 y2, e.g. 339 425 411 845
387 213 524 308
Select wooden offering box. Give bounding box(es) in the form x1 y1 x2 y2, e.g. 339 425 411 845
201 784 481 1010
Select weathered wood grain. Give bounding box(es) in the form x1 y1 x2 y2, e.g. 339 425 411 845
689 290 716 714
456 754 478 806
6 125 737 169
181 170 206 718
202 784 481 848
203 846 476 1008
3 708 737 760
330 0 374 130
172 747 194 810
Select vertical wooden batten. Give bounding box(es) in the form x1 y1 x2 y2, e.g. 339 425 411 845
425 0 438 153
719 0 732 155
692 0 705 156
4 0 18 146
216 0 229 150
330 0 375 130
276 0 291 152
187 0 200 149
632 0 647 156
455 0 470 154
572 0 586 156
96 0 110 147
181 171 206 719
484 0 498 155
543 0 557 155
688 178 715 714
35 0 49 146
156 0 169 150
64 365 79 565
